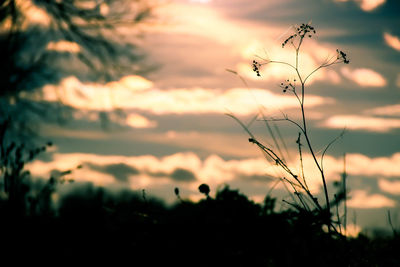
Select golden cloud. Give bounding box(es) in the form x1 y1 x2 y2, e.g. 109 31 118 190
46 41 81 53
378 179 400 195
126 113 157 128
40 75 332 116
366 104 400 117
347 190 396 209
18 0 52 27
383 32 400 51
359 0 386 11
341 67 387 87
25 152 274 190
26 150 400 201
334 0 385 12
323 115 400 132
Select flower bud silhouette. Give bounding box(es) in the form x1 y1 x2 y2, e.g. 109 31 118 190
198 184 210 197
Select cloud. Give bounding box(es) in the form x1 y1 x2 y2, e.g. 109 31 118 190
151 2 344 86
84 162 196 183
378 179 400 195
25 152 279 192
365 104 400 117
40 75 332 116
107 75 154 92
296 153 400 182
322 115 400 132
383 33 400 52
125 87 330 115
150 2 284 46
334 0 385 12
170 168 197 182
126 113 157 128
20 0 52 27
46 41 81 53
341 67 387 87
347 190 396 209
345 153 400 177
26 150 400 200
358 0 385 11
86 163 140 183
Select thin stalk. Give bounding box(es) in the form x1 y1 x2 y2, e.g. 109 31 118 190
342 153 347 234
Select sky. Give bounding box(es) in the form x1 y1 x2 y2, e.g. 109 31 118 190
18 0 400 233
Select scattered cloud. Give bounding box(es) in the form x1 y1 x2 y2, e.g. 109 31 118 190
46 41 81 53
378 179 400 195
347 190 396 209
345 153 400 177
107 75 154 92
323 115 400 132
297 152 400 181
126 113 157 128
383 32 400 51
334 0 385 12
20 0 52 26
341 67 387 87
0 0 52 31
365 104 400 117
358 0 386 11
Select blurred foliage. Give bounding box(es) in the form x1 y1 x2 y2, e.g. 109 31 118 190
0 0 156 98
0 0 158 137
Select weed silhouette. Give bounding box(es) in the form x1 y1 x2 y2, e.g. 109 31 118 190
229 22 350 234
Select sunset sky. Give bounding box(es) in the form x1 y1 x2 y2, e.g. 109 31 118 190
19 0 400 232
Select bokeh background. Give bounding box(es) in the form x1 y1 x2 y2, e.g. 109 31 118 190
5 0 400 234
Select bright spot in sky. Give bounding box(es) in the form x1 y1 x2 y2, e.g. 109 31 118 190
189 0 212 3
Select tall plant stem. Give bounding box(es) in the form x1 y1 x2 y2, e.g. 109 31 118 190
299 81 331 221
294 37 331 216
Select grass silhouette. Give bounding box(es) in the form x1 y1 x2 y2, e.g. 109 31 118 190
228 23 350 235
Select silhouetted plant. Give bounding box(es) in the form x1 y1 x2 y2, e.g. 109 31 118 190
229 23 350 234
198 183 210 198
0 118 76 217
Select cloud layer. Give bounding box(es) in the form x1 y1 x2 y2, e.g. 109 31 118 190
26 151 400 206
40 75 332 117
347 190 395 209
323 115 400 132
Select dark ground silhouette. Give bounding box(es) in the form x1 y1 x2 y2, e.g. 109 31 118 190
1 180 399 266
